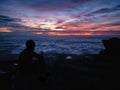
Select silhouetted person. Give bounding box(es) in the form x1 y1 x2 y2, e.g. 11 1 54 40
17 40 45 90
19 40 43 72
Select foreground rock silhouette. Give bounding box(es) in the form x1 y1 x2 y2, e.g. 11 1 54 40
95 37 120 89
97 37 120 62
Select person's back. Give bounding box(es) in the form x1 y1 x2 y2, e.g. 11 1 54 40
19 40 39 72
17 40 44 89
19 49 35 72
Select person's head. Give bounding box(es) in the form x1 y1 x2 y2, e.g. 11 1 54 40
26 40 35 51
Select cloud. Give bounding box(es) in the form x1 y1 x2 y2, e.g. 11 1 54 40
0 15 20 28
88 21 120 31
104 21 120 26
0 15 31 31
71 0 93 4
18 0 71 12
97 21 120 27
61 20 80 27
55 26 64 29
0 0 120 32
86 4 120 16
17 0 93 13
56 20 65 24
0 15 21 23
113 4 120 11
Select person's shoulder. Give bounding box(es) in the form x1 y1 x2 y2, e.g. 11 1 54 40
20 49 27 53
19 49 30 55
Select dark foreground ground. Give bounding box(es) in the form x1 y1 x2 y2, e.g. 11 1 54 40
0 53 120 90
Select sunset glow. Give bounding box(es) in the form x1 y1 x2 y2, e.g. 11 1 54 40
0 28 12 32
0 0 120 36
35 32 43 35
47 31 94 36
40 23 56 30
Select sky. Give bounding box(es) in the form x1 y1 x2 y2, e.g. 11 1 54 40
0 0 120 36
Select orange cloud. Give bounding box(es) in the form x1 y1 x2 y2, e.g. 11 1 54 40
47 31 93 36
0 28 12 32
95 26 120 31
34 32 43 35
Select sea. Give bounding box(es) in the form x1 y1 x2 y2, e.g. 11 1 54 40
1 32 119 57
